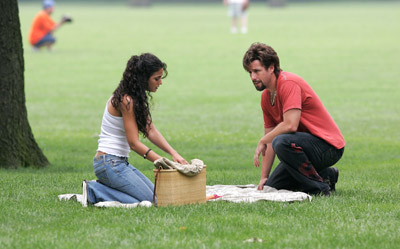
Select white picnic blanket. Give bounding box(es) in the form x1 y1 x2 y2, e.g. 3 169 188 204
58 184 311 208
206 184 312 203
57 194 153 208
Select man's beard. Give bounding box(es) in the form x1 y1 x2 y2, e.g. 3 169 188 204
253 81 266 91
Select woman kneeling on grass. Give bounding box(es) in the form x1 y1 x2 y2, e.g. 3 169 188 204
84 53 187 206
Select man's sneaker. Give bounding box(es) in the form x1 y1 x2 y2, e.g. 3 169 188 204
321 189 331 196
82 180 88 207
330 167 339 191
325 167 339 191
322 167 339 191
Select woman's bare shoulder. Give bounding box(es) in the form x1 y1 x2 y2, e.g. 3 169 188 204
107 96 125 117
119 94 135 114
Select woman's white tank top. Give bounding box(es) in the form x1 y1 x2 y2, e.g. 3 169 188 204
97 103 130 157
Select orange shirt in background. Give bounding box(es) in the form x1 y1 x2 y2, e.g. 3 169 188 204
29 10 55 45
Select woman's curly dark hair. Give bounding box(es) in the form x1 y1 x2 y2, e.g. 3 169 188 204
111 53 167 137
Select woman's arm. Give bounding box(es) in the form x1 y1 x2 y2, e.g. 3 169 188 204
120 95 187 164
120 96 161 162
147 122 188 164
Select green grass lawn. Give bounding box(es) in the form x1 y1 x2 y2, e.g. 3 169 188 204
1 1 400 248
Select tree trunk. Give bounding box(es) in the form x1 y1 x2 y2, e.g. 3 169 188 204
0 0 49 168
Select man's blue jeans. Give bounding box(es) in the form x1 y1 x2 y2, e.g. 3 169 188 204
86 154 155 204
34 33 56 47
266 132 344 195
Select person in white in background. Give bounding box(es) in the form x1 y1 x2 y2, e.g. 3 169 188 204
223 0 249 34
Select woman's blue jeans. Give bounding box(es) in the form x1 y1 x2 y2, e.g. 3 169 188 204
86 154 155 204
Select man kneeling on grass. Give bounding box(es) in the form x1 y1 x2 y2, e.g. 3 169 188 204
243 42 345 196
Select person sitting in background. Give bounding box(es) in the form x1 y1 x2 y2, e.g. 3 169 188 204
29 0 71 51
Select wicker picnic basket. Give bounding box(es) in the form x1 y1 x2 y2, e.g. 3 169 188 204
153 166 206 206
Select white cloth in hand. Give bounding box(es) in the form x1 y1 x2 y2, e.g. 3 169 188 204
154 157 204 176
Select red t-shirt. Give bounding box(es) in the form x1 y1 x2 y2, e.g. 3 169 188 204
261 71 345 149
29 10 55 45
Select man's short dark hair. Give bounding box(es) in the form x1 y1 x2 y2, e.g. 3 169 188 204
243 42 282 78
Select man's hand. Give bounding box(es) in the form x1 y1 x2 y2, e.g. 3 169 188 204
257 178 268 190
61 15 72 23
254 142 267 167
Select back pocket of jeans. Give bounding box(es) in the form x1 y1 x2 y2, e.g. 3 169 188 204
95 168 110 186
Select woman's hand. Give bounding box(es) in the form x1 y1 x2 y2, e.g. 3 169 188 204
172 153 188 164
